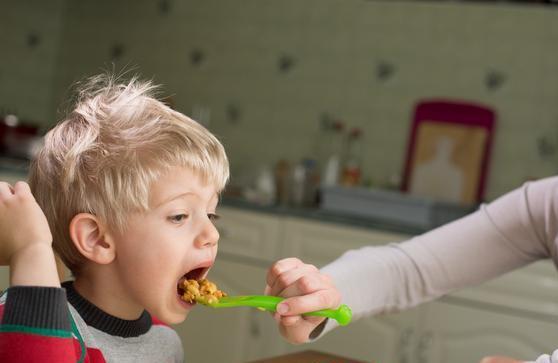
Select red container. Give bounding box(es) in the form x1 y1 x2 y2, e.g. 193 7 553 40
0 116 40 159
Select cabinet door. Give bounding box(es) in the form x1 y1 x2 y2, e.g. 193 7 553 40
277 309 422 363
450 260 558 317
175 258 273 363
281 217 410 267
418 300 558 363
215 207 282 261
275 217 414 362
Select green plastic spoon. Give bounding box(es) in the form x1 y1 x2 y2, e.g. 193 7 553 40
198 295 352 326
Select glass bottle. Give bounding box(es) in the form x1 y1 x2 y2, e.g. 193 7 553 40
321 120 345 188
341 127 363 187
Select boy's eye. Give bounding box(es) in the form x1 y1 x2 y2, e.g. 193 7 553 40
169 214 189 223
208 213 220 222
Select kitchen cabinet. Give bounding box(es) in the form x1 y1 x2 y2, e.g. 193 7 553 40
215 207 283 262
268 216 415 363
279 216 409 267
274 216 418 363
416 300 558 363
278 308 421 363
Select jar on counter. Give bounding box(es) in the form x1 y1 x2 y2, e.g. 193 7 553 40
290 158 319 208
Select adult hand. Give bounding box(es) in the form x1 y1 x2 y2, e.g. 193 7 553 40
265 257 341 344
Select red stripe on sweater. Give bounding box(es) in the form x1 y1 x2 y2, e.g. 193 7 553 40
151 316 169 327
0 332 76 362
0 332 106 363
73 339 106 363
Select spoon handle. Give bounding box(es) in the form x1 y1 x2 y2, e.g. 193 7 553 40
207 295 352 326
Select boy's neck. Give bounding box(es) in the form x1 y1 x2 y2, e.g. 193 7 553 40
73 269 145 321
63 281 151 337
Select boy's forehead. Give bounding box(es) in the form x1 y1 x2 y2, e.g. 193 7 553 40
149 169 219 206
152 190 218 209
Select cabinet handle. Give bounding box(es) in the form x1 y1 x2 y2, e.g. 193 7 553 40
398 328 413 363
417 331 433 363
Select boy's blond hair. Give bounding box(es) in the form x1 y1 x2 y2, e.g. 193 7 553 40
28 74 229 275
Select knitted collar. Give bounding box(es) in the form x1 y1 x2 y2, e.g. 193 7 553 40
62 281 152 338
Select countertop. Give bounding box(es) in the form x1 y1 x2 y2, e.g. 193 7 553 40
222 196 429 235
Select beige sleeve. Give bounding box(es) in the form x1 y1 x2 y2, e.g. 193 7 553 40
319 177 558 334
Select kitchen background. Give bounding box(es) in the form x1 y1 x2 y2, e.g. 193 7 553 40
2 0 558 201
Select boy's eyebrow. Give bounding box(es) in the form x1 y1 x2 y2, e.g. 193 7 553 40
155 192 219 208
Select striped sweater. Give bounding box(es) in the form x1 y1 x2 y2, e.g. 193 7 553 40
0 281 184 363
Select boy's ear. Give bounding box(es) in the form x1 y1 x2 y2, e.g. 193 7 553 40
69 213 115 265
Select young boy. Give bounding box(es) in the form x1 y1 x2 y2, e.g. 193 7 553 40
0 74 341 362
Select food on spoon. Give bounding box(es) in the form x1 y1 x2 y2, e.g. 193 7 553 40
179 278 227 305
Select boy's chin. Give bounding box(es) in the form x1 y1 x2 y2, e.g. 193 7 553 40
154 310 189 326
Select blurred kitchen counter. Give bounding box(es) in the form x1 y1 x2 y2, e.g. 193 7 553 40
0 155 29 184
222 196 429 236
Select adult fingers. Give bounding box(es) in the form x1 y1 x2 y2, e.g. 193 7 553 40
277 287 341 317
279 315 302 327
268 264 319 297
278 273 333 298
14 181 31 196
277 317 323 345
266 257 304 287
281 314 324 327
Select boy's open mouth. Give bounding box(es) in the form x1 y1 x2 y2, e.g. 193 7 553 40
177 267 208 296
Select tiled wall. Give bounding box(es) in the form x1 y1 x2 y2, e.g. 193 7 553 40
0 0 66 125
3 0 558 200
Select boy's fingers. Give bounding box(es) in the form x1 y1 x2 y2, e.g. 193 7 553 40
14 181 31 195
0 182 14 200
269 264 319 297
266 257 304 287
277 289 341 317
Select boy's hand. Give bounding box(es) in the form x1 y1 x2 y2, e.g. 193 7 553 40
0 181 52 264
265 257 341 344
0 181 58 286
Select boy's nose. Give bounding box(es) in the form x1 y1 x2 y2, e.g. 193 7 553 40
195 219 219 248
